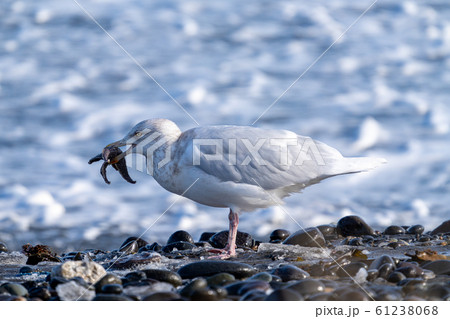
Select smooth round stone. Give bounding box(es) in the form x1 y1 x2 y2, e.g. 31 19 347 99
348 238 364 246
119 240 139 254
119 237 149 250
399 279 427 294
49 276 69 289
238 281 270 296
367 269 379 281
180 278 208 297
287 279 325 296
124 271 146 283
384 225 406 235
422 260 450 276
209 231 253 249
0 242 7 253
142 269 182 287
167 230 194 245
29 287 52 301
138 242 162 253
317 224 338 239
431 220 450 235
19 266 33 274
378 264 395 279
101 284 123 294
224 281 254 296
396 266 419 278
0 283 28 297
248 272 273 282
334 289 370 301
178 260 256 279
190 288 221 301
94 274 122 293
271 265 309 282
337 262 368 277
162 241 196 253
194 241 212 248
369 255 396 270
269 229 291 242
93 294 133 301
206 273 235 287
407 225 424 235
265 288 303 301
240 290 267 301
336 216 376 237
282 227 325 247
375 288 403 301
427 283 450 300
387 272 406 283
143 291 181 301
199 232 216 242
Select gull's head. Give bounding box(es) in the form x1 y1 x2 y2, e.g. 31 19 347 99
105 119 181 162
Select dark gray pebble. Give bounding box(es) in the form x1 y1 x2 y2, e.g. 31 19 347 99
124 271 146 283
225 280 257 296
199 232 216 242
28 286 51 301
317 224 338 239
101 284 123 294
240 290 267 301
336 215 376 237
206 272 235 287
142 291 182 301
282 227 326 247
162 241 196 253
190 288 222 301
348 238 364 246
269 229 291 242
95 274 122 293
396 266 419 278
333 288 370 301
431 220 450 235
49 276 69 289
427 282 450 300
387 272 406 283
248 272 273 282
378 263 395 279
19 266 33 274
384 225 406 235
142 269 182 287
167 230 194 245
367 269 379 281
178 260 256 279
369 255 396 270
407 225 424 235
0 242 7 253
238 281 271 296
421 260 450 276
93 294 133 301
287 279 325 296
337 262 368 277
306 292 333 301
180 278 208 298
0 283 28 297
138 242 162 253
119 237 149 250
119 240 139 254
271 265 309 282
194 241 212 248
209 230 254 249
265 288 303 301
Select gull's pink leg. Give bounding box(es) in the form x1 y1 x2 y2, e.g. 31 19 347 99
208 209 239 259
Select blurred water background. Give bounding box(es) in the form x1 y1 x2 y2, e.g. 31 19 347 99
0 0 449 251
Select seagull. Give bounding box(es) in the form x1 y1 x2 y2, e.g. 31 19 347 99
104 119 386 259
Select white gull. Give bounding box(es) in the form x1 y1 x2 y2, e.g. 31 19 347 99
106 119 386 258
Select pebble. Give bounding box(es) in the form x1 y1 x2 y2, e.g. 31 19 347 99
348 238 364 246
282 227 326 247
384 225 405 235
287 279 325 296
199 232 216 242
178 260 256 279
307 292 332 301
431 220 450 235
271 265 310 282
378 263 395 279
238 281 271 295
124 271 147 283
369 255 396 270
143 291 182 301
93 294 133 301
333 288 370 301
101 284 123 294
407 225 424 235
94 274 122 293
336 216 376 237
119 240 139 254
0 283 28 297
337 262 368 277
162 241 196 253
421 260 450 276
209 230 254 249
317 224 338 239
109 251 161 269
120 237 149 250
51 261 106 284
206 273 236 287
240 290 267 301
167 230 194 245
269 229 291 242
367 269 379 281
138 242 162 253
0 242 7 253
19 266 33 274
180 278 208 297
427 282 450 300
190 288 223 301
28 286 51 301
265 288 303 301
142 269 182 287
248 272 273 282
387 271 406 283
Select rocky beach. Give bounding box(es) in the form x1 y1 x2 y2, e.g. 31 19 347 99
0 216 448 301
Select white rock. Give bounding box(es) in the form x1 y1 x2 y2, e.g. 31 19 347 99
51 260 106 284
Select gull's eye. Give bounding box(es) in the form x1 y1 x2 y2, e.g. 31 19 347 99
135 131 143 137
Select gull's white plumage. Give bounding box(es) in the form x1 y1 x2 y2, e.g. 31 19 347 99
108 118 386 258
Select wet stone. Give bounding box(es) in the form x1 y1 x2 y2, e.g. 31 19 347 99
206 273 235 287
143 291 182 301
162 241 196 253
348 238 364 246
194 241 212 248
427 283 450 300
0 242 7 253
287 279 325 296
334 288 370 301
367 269 379 281
0 283 29 297
384 225 405 235
336 216 376 237
190 288 222 301
265 288 303 301
209 230 254 249
125 271 147 283
28 287 51 301
49 276 69 289
138 242 162 253
19 266 33 274
337 262 368 277
142 269 182 287
421 260 450 276
407 225 424 235
271 265 309 282
317 224 338 239
178 260 256 279
240 290 267 301
180 278 208 298
431 220 450 235
167 230 194 245
93 294 133 301
306 292 332 301
396 266 419 278
378 264 395 279
282 227 325 247
119 237 149 250
238 281 271 296
369 255 396 270
269 229 291 242
199 232 216 242
248 272 273 282
119 240 139 255
101 284 123 294
387 272 406 283
95 274 122 293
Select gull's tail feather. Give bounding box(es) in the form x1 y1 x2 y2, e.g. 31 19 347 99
328 157 387 176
